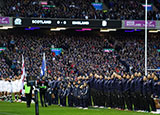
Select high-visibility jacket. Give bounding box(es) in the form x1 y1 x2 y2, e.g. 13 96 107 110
24 84 31 94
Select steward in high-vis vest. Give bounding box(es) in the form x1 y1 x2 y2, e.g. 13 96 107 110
24 83 33 107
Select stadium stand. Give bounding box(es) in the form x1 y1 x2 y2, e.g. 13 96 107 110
0 30 159 78
0 0 159 20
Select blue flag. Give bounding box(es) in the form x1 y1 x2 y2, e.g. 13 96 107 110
40 53 46 77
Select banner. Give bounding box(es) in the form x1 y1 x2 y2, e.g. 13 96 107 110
0 17 10 24
51 48 62 56
92 3 103 10
125 20 156 28
13 18 121 28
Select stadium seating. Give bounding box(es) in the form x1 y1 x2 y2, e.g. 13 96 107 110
0 30 159 78
0 0 159 20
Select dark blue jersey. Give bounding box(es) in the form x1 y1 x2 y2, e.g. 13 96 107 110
130 79 135 93
147 79 154 94
124 79 131 93
135 77 143 93
99 79 104 91
117 80 123 93
104 80 109 92
122 78 127 92
142 81 148 95
154 82 160 97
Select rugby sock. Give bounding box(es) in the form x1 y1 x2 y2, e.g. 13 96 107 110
7 96 10 101
15 95 18 100
15 95 18 101
9 95 12 101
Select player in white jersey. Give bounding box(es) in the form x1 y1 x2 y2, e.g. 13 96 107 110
0 78 5 100
12 78 17 93
3 78 8 101
14 76 22 102
7 79 12 93
18 79 22 93
11 78 19 102
4 78 12 102
0 78 2 100
13 77 19 101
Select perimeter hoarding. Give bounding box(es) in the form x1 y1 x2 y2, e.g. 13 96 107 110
0 17 12 26
124 20 156 28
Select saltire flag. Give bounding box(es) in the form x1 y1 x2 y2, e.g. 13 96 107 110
50 48 62 56
40 53 46 77
20 55 26 94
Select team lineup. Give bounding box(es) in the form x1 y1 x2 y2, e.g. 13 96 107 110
0 76 24 102
1 72 160 113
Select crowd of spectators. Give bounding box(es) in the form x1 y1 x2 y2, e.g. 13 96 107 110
1 0 98 19
107 0 160 20
0 0 160 20
0 30 160 79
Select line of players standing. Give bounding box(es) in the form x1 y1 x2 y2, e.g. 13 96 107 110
37 72 160 112
0 76 23 102
37 76 90 108
91 72 159 112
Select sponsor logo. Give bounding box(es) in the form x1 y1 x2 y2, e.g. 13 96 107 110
0 17 9 24
14 18 22 25
102 20 107 27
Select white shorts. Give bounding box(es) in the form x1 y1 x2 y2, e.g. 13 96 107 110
3 87 8 92
7 88 12 93
0 86 2 92
1 86 4 92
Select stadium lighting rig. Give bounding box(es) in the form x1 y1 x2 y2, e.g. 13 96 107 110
149 30 160 33
100 29 117 32
50 28 66 31
0 26 13 29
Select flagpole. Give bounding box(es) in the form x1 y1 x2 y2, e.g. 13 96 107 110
145 0 148 76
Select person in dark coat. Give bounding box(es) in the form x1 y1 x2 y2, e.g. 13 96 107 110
99 75 105 107
147 74 156 112
134 72 143 110
124 74 132 110
79 85 84 108
66 83 74 107
130 74 136 111
38 77 48 107
52 77 58 104
82 82 89 108
117 75 125 110
104 76 109 107
142 76 150 112
61 86 67 106
73 84 79 107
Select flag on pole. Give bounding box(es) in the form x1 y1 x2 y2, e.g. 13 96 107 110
40 53 46 77
20 55 26 93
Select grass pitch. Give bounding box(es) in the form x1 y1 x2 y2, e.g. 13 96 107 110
0 101 154 115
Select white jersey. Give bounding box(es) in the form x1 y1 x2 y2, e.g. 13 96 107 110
3 81 8 92
1 80 5 92
0 80 2 92
18 79 22 92
6 81 12 93
12 80 17 93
